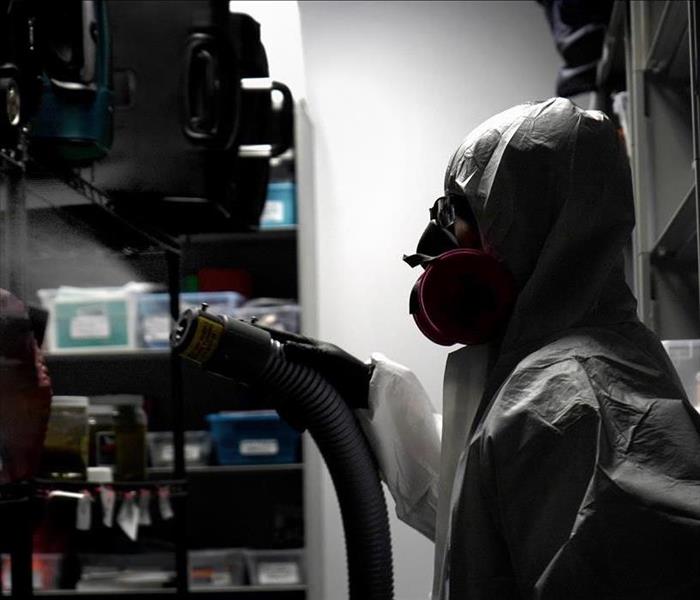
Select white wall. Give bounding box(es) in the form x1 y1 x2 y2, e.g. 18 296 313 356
229 1 307 98
297 2 561 599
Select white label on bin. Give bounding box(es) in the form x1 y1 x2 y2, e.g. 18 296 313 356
158 444 201 464
160 445 174 463
258 561 300 585
239 439 279 456
185 443 202 462
262 200 285 224
144 316 171 342
70 314 111 339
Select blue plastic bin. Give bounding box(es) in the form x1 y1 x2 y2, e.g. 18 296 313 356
260 182 296 229
206 411 300 465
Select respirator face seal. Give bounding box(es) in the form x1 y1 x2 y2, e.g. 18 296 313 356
405 196 516 346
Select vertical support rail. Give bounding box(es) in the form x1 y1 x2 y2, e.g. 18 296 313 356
8 496 33 598
0 162 27 300
167 250 188 595
0 173 10 294
0 138 32 598
7 174 26 299
689 0 700 317
628 1 655 327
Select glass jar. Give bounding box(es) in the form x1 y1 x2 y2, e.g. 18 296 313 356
40 396 89 480
87 404 116 467
114 402 147 481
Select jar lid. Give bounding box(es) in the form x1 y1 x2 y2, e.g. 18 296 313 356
87 404 116 415
51 395 89 407
90 394 143 407
87 466 113 483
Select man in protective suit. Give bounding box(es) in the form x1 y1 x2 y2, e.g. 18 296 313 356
284 97 700 599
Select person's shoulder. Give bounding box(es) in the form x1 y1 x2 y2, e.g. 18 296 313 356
513 330 623 372
496 355 597 423
476 341 601 448
471 355 598 470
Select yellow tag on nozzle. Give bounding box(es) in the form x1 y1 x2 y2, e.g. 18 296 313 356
181 316 224 364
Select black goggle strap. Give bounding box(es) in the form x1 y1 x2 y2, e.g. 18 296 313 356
403 253 437 269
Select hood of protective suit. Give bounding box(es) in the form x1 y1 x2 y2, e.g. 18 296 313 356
444 98 637 390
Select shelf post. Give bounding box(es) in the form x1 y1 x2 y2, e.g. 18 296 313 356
0 132 28 300
9 496 33 598
167 250 188 595
628 0 656 327
689 0 700 318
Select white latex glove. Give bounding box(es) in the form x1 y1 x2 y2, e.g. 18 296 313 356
354 353 442 541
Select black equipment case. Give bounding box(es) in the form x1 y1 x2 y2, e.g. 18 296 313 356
0 0 42 148
90 0 292 232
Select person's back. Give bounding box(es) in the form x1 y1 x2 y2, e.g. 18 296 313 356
450 324 700 598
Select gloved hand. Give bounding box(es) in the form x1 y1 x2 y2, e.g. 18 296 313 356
253 324 373 409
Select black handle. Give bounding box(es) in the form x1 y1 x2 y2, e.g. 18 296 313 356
183 33 223 143
238 79 294 159
269 80 294 157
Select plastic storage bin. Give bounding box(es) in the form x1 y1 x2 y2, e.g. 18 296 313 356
38 286 140 354
260 182 296 229
2 554 63 592
207 411 300 465
189 549 246 588
148 431 211 468
137 291 245 348
234 300 300 334
661 339 700 411
75 553 175 592
245 549 304 586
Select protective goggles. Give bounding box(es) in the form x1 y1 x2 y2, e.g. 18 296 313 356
430 196 457 229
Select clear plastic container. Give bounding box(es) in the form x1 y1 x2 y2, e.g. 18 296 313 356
41 396 89 479
38 285 146 354
2 554 63 592
234 299 300 334
661 339 700 410
147 431 212 468
245 549 304 586
137 291 245 348
188 549 246 588
76 553 175 592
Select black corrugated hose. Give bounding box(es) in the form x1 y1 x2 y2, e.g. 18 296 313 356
171 308 394 600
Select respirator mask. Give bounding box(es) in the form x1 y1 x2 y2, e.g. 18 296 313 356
403 195 515 346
